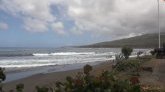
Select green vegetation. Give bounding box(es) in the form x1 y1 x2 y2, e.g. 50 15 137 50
114 59 141 72
121 46 133 59
52 64 141 92
0 67 6 92
16 84 24 92
36 86 49 92
81 33 165 48
0 68 6 82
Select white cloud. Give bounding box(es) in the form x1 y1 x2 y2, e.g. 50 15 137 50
51 22 65 35
0 0 63 32
24 18 48 32
0 22 8 30
0 0 56 22
1 0 165 38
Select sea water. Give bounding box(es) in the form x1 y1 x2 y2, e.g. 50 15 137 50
0 47 149 82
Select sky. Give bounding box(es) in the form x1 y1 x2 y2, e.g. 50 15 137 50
0 0 165 47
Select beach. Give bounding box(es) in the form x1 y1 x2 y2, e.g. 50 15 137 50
0 47 152 91
0 47 149 83
3 60 113 92
3 58 165 92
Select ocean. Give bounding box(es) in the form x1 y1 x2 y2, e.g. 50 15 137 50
0 47 150 82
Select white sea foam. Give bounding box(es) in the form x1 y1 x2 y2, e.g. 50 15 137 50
32 53 50 56
0 51 114 68
33 52 95 56
1 63 56 68
0 49 150 69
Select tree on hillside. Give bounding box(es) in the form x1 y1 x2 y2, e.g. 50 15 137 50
122 46 133 59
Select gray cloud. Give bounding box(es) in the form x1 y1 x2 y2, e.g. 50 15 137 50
66 0 165 38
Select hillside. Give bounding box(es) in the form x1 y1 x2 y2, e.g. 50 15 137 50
81 33 165 48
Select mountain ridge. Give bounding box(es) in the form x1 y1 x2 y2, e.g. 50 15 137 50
80 33 165 48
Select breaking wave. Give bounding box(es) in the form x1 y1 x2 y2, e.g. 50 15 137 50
33 52 96 56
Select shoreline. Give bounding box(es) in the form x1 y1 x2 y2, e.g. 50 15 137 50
4 60 107 83
3 60 113 92
3 53 149 84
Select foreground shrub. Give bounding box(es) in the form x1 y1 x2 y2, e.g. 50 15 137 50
16 83 24 92
0 68 5 82
53 64 141 92
115 54 125 63
114 55 152 72
114 59 141 72
83 64 92 75
0 67 6 92
36 86 49 92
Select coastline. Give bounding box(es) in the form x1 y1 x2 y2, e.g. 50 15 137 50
4 60 107 83
3 60 113 92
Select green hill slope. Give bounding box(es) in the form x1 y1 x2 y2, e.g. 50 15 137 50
81 33 165 48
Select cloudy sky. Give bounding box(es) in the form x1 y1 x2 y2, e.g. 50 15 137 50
0 0 165 47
